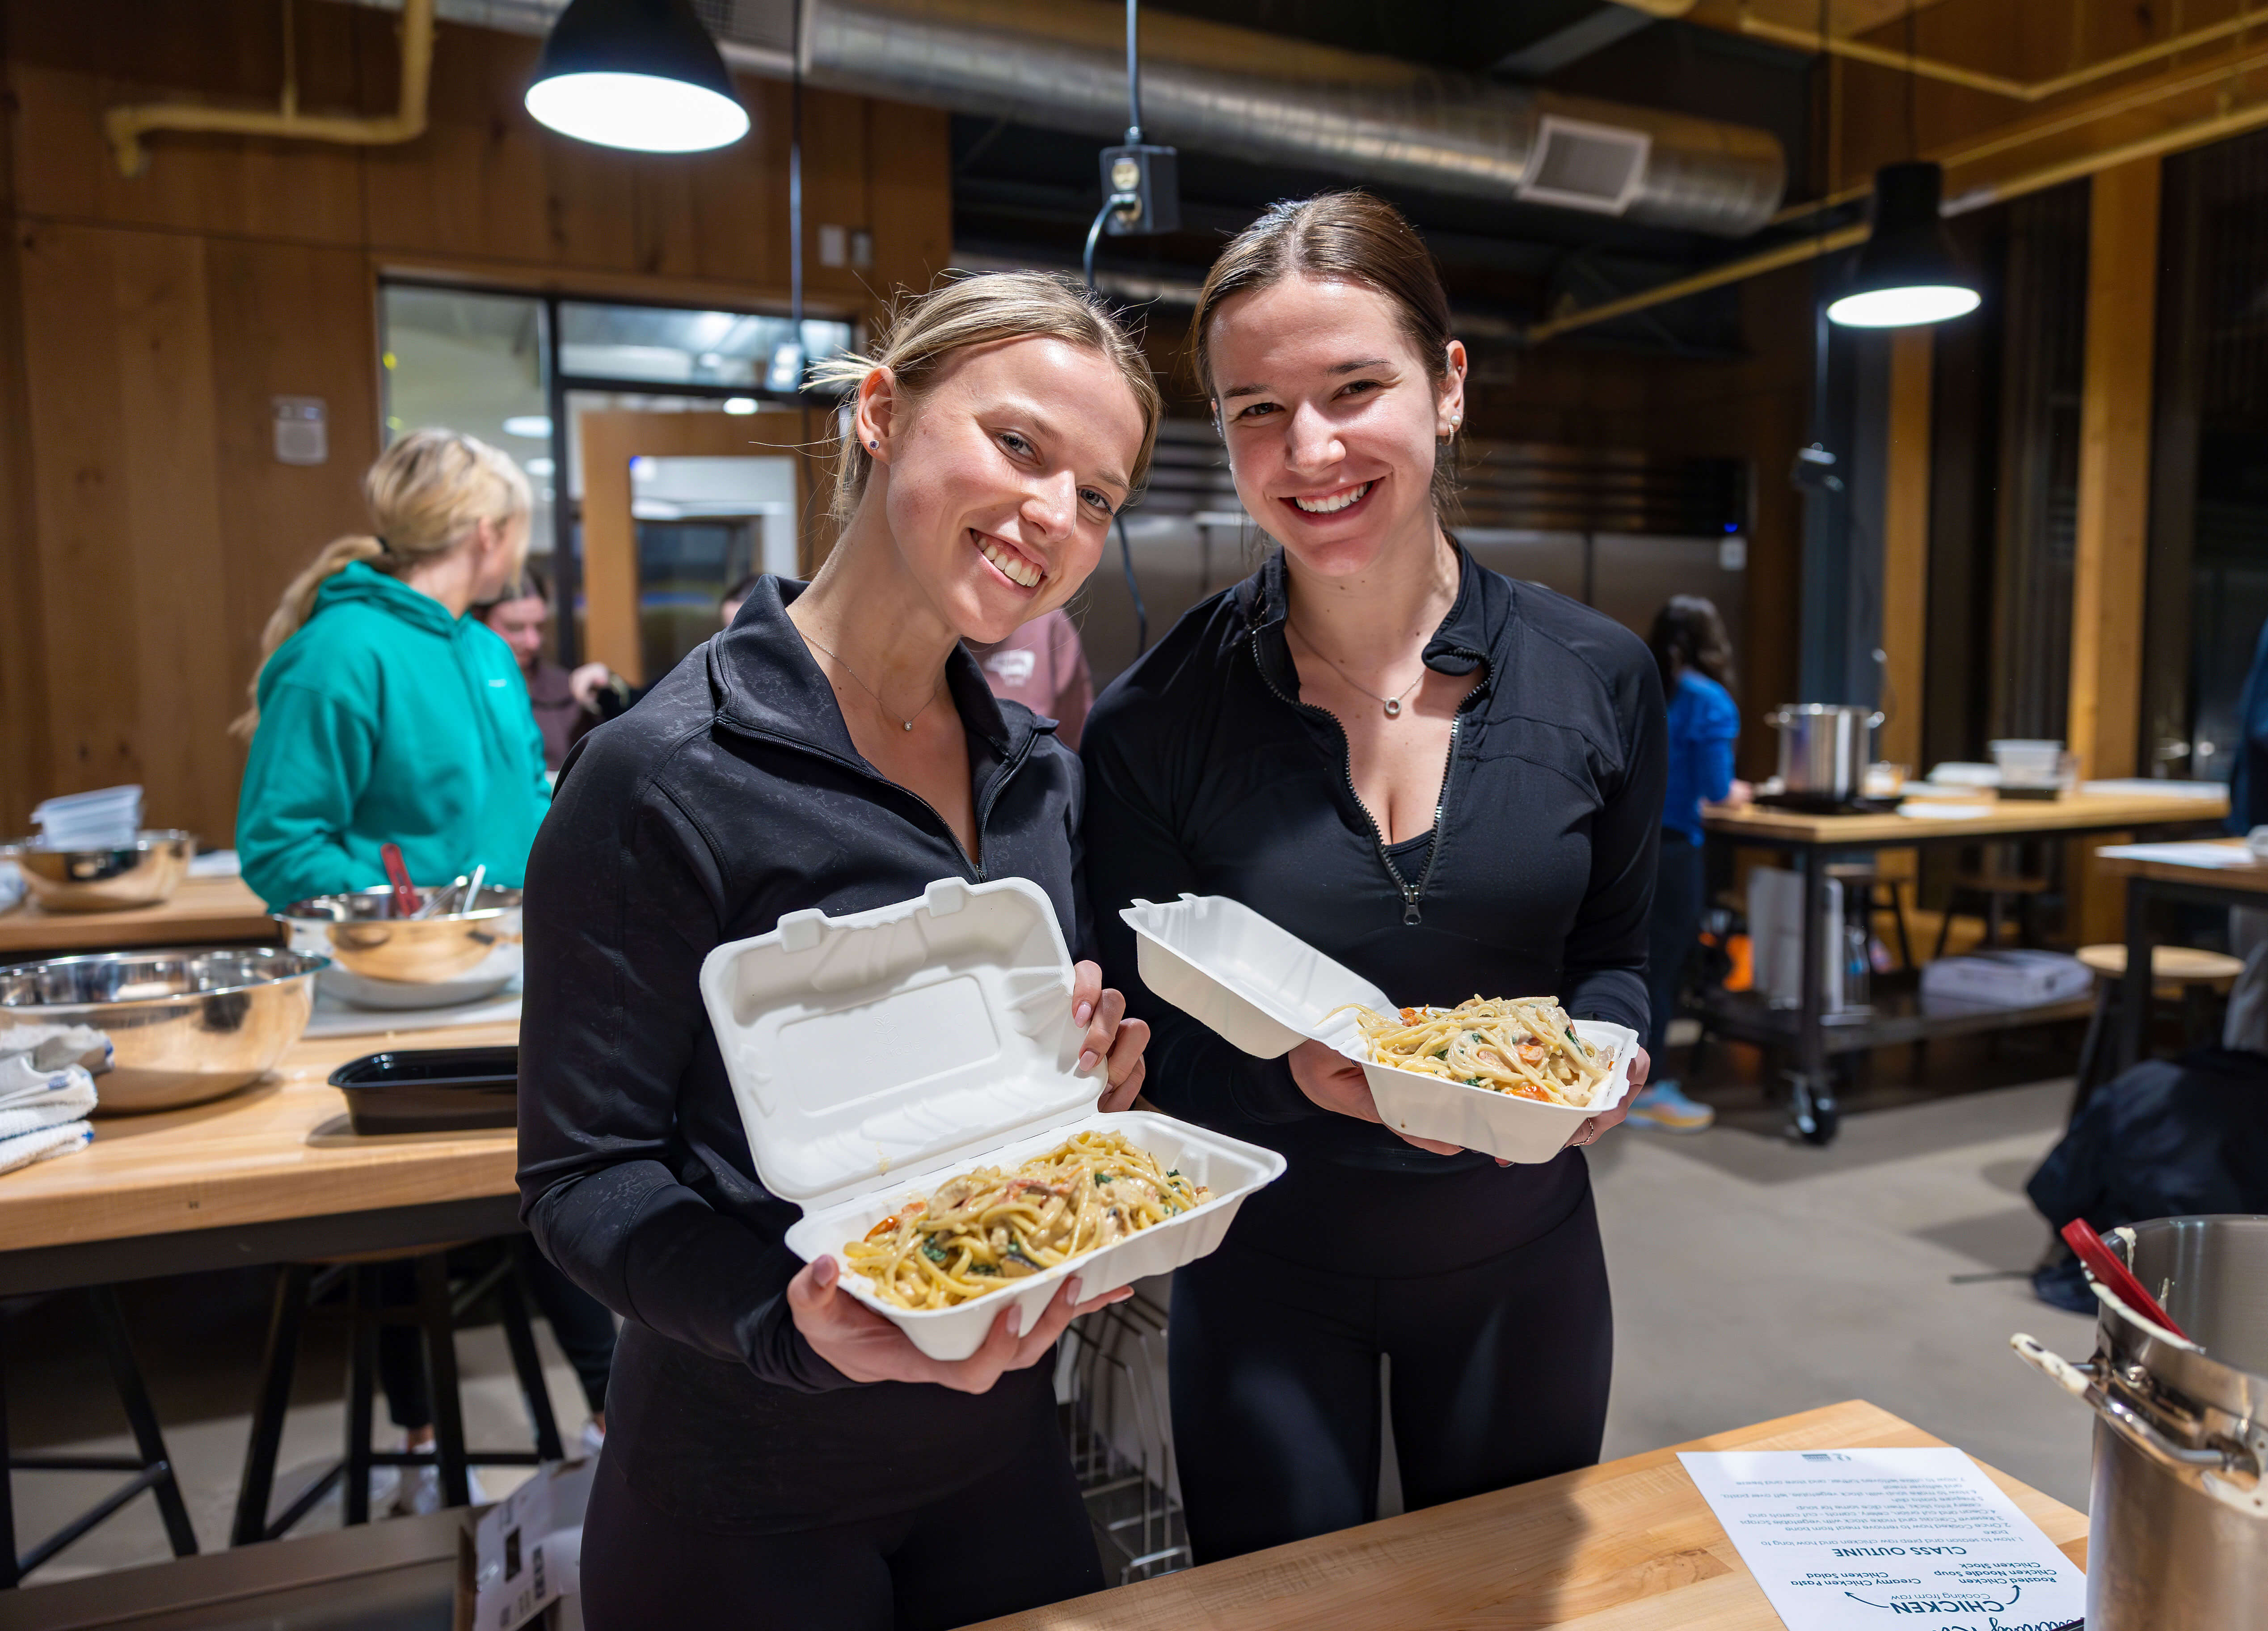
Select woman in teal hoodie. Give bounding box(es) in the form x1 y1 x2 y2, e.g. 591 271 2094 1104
234 428 550 911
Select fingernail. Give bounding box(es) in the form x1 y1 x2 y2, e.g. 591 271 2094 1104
1067 1278 1083 1303
1080 1050 1100 1073
815 1256 836 1285
1075 1001 1094 1026
1005 1306 1023 1337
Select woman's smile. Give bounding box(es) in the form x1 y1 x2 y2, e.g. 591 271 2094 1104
972 527 1047 592
1282 478 1378 520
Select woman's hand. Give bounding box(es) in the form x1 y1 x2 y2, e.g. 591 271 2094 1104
787 1256 1130 1393
569 662 615 710
1071 961 1148 1112
1288 1038 1462 1155
1725 778 1755 808
1558 1044 1645 1154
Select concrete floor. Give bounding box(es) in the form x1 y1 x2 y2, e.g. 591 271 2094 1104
4 1051 2102 1591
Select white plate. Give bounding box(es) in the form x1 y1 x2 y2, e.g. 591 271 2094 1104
1122 894 1638 1166
701 877 1287 1361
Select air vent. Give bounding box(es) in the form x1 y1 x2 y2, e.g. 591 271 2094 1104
1517 115 1650 215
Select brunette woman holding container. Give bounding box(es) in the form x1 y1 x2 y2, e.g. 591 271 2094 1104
517 273 1159 1629
1082 194 1666 1562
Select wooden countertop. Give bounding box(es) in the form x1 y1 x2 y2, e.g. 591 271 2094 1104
968 1399 2086 1631
2095 836 2268 894
0 875 279 958
1704 786 2227 845
0 1019 519 1254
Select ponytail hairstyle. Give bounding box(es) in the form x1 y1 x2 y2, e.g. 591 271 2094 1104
232 429 532 738
1648 594 1736 696
806 270 1164 532
1189 190 1463 513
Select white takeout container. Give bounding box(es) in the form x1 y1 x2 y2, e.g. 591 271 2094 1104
700 876 1286 1361
1121 894 1638 1165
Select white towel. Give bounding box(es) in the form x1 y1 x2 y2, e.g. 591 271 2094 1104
0 1120 92 1175
0 1023 112 1085
0 1067 97 1137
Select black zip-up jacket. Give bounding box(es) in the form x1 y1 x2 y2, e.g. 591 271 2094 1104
1082 545 1665 1273
516 577 1083 1531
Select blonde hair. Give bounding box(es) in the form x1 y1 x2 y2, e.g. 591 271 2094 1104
231 429 532 738
807 271 1163 529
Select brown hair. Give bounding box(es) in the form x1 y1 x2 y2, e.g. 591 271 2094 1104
1648 595 1736 695
232 429 532 738
1188 190 1462 509
807 270 1164 528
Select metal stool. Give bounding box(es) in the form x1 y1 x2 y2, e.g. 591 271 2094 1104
2068 942 2245 1122
1 1287 199 1588
231 1244 563 1546
1932 866 2052 959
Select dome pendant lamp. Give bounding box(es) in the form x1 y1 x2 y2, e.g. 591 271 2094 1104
1826 161 1981 328
526 0 750 153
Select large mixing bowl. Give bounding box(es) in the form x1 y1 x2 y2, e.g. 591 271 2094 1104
0 946 326 1113
276 885 523 1007
0 830 195 913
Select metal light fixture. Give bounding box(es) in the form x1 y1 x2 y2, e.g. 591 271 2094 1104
1825 161 1980 328
525 0 750 154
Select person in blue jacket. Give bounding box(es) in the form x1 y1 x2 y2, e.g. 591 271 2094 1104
1629 596 1749 1132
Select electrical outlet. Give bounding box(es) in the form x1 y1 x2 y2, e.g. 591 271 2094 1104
1099 144 1180 236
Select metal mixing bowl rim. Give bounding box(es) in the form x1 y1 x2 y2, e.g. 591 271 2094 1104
0 828 197 858
272 889 523 928
0 946 332 1010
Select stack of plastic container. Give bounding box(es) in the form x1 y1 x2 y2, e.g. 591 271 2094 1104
31 786 142 849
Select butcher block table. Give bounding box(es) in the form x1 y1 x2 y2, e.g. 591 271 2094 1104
0 875 279 960
967 1399 2087 1631
1701 783 2228 1145
0 1019 520 1298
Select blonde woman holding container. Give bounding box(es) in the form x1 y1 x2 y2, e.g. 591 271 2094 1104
516 273 1161 1629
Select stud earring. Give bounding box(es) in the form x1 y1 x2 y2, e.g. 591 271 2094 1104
869 439 878 449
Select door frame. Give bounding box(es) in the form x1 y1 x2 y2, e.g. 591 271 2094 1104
578 407 825 683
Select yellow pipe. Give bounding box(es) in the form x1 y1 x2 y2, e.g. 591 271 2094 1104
1739 2 2267 103
105 0 434 177
1529 87 2268 342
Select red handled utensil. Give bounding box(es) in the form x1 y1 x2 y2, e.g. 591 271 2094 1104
2060 1219 2189 1340
380 842 420 920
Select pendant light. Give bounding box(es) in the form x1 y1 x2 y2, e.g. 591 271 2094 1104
1825 160 1981 328
525 0 750 153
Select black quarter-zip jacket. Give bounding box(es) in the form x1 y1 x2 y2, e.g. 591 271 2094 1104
1082 544 1666 1273
516 576 1082 1532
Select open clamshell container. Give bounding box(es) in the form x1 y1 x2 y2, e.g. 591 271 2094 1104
1121 894 1638 1166
700 877 1286 1362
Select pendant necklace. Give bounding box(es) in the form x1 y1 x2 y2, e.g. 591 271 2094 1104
800 629 940 731
1287 619 1426 718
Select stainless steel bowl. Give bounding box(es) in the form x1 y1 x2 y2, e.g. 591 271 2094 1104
275 885 523 988
0 830 195 913
0 946 326 1113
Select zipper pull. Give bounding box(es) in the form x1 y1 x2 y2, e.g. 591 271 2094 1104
1402 888 1422 926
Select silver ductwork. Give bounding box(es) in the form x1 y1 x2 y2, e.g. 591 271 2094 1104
800 0 1783 237
348 0 1786 237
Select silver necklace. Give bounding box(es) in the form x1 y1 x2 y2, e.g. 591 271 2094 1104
1287 619 1426 718
800 629 941 732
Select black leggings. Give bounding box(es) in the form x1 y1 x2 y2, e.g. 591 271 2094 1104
1646 828 1704 1060
377 1238 617 1430
1168 1183 1613 1563
578 1419 1107 1631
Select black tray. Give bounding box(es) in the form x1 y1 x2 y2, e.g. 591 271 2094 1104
1753 791 1903 815
330 1046 518 1136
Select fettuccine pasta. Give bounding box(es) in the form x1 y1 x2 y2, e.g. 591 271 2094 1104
1337 996 1613 1107
843 1130 1210 1311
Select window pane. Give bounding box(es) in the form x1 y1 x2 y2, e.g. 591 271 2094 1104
379 286 555 568
632 456 800 677
558 300 851 389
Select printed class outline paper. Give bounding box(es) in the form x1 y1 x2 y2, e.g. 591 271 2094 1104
1678 1447 2084 1631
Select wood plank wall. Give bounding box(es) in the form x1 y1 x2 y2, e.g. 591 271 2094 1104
0 0 950 844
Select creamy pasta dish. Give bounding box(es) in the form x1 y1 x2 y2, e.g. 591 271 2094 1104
843 1130 1210 1311
1339 996 1615 1107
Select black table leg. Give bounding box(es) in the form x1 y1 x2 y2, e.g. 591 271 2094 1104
231 1264 312 1547
86 1288 197 1560
413 1255 472 1510
1 1306 17 1590
1791 849 1838 1143
2117 875 2151 1072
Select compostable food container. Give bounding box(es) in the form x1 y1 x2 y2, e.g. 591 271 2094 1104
700 876 1286 1361
2012 1215 2268 1631
1119 893 1637 1165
